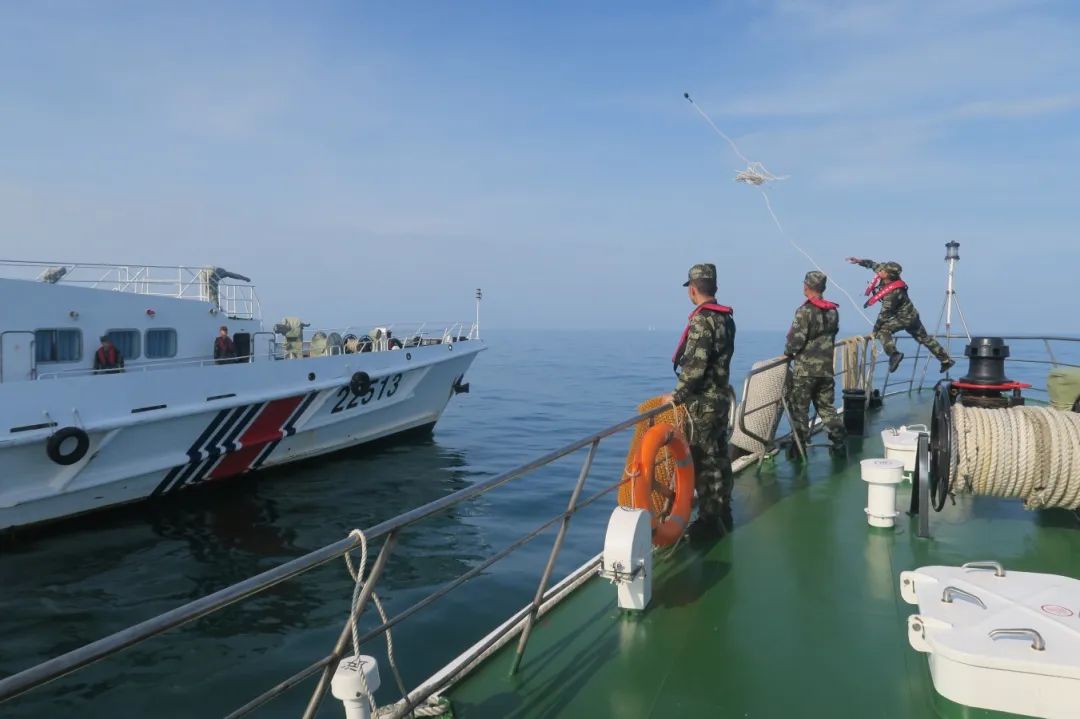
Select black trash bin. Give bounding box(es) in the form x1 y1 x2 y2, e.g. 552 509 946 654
842 389 867 435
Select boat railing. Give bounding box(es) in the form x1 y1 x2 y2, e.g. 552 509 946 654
0 401 692 717
879 334 1080 397
31 322 480 379
265 321 478 360
4 336 1072 715
733 335 880 456
0 260 261 319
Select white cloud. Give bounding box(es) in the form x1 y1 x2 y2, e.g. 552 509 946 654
949 94 1080 119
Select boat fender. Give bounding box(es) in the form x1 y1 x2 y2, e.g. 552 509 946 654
46 427 90 466
630 423 695 547
349 371 372 397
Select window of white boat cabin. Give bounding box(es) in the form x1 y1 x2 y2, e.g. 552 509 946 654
145 328 177 358
34 329 82 363
106 329 140 360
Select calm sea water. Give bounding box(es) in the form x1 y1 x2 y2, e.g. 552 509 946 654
0 329 1072 717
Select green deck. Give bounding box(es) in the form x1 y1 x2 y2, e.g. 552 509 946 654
446 393 1080 718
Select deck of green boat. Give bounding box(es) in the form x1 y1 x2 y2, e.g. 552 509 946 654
447 392 1079 718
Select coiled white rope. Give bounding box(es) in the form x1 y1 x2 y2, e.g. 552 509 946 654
952 405 1080 509
344 529 450 718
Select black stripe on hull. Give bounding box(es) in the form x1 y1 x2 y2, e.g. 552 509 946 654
150 405 253 497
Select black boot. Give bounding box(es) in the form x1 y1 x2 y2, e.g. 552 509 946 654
786 441 805 461
940 358 956 373
687 514 725 543
888 352 904 373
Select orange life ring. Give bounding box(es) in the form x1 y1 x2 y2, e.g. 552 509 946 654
631 423 695 547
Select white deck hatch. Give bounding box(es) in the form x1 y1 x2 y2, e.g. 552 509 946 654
901 562 1080 718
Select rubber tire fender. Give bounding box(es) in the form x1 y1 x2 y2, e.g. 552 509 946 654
47 426 90 466
349 371 372 397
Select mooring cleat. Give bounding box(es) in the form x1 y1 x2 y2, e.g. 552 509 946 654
939 358 956 373
888 352 904 373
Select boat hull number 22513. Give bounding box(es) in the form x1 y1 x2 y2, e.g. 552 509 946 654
331 374 404 414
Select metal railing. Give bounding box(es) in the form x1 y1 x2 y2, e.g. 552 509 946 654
0 260 260 319
734 335 884 458
885 334 1080 398
6 334 1070 714
0 404 672 717
29 322 481 379
270 322 478 361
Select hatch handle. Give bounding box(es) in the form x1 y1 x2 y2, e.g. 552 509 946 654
989 628 1045 651
941 586 987 609
962 560 1006 577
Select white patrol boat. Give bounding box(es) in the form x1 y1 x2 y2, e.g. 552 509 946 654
0 260 484 531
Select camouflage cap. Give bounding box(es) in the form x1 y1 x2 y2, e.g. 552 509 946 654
803 270 827 292
682 263 717 287
876 261 903 278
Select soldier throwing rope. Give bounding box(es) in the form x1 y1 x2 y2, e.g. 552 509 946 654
846 257 955 374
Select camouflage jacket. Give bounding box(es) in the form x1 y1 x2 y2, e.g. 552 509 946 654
785 300 839 378
672 305 736 411
857 258 915 321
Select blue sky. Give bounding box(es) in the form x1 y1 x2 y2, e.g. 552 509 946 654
2 1 1078 333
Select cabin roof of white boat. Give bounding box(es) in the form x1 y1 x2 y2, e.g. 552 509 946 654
0 260 479 382
0 259 261 317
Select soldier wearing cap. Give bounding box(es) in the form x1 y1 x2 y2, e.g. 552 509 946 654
784 271 846 458
661 263 737 540
847 257 955 374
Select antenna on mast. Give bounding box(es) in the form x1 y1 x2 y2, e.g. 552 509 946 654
474 288 482 339
942 241 969 347
914 241 972 386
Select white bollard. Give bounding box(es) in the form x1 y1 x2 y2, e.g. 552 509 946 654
861 458 905 528
330 655 381 719
600 507 652 611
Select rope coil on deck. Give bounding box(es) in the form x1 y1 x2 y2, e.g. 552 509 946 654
951 405 1080 509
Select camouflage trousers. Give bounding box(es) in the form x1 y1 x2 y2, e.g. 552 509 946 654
784 374 846 450
687 402 734 518
874 313 949 362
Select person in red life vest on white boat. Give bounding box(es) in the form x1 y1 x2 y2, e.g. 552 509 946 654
214 325 237 365
846 257 955 374
93 335 124 374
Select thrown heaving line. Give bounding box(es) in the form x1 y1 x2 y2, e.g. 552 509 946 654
683 91 873 326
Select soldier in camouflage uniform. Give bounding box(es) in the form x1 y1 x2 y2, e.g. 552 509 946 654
783 271 846 459
662 263 736 540
847 257 955 374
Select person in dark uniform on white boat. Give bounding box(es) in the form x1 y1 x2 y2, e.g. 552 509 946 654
93 335 124 374
214 325 237 365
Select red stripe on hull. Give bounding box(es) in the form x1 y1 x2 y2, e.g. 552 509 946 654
208 395 306 480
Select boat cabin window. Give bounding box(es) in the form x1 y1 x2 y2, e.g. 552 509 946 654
106 329 141 360
34 329 82 363
145 328 177 358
